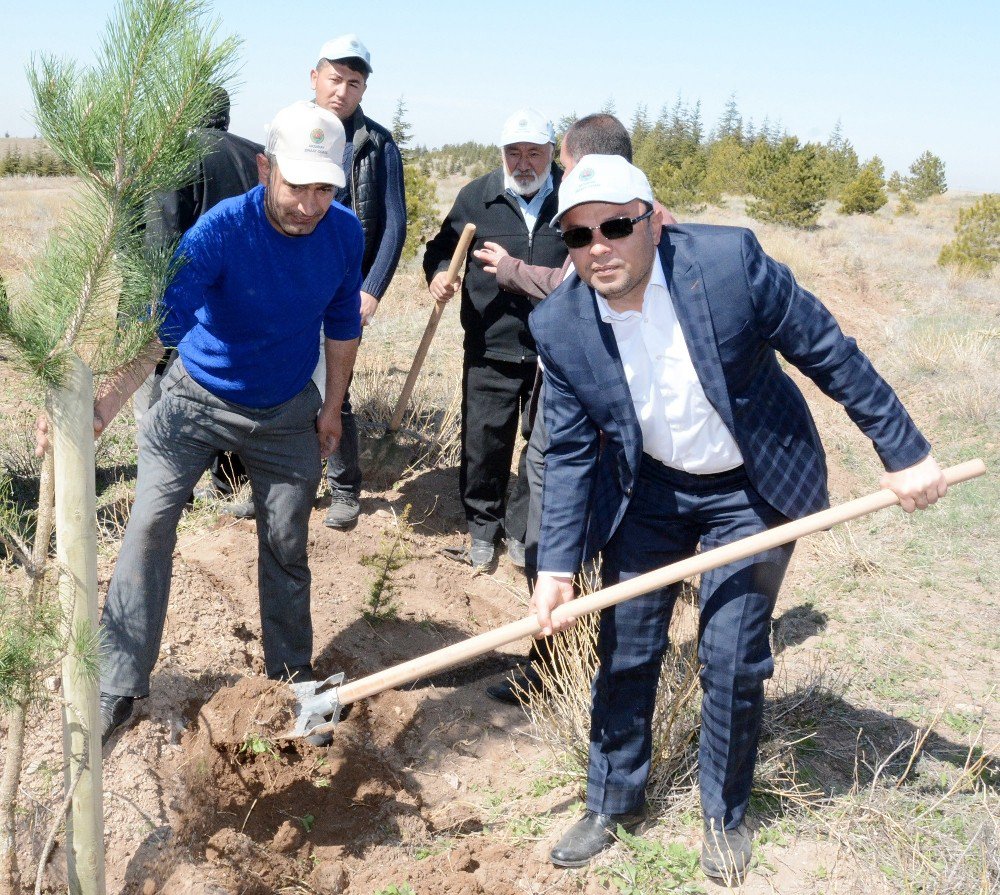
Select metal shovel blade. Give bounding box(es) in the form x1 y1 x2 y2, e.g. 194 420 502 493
289 672 345 737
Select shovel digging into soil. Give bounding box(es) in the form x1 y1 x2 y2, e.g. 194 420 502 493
362 223 477 482
284 458 986 741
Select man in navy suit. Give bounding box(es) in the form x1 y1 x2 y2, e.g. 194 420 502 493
529 155 947 878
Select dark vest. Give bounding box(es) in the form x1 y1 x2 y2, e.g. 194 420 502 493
348 108 392 277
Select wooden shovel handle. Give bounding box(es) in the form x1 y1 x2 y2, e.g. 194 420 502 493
330 458 985 712
388 223 477 432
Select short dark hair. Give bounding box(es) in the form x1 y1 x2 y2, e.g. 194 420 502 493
204 85 231 131
563 113 632 164
316 56 369 80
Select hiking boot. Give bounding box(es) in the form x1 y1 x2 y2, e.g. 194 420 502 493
701 820 752 882
324 492 361 530
100 693 135 746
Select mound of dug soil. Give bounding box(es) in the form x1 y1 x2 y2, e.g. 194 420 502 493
147 678 432 893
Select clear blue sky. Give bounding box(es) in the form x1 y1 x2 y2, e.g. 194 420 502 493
4 1 998 191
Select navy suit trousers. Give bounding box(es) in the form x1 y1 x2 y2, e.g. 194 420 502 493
590 457 793 829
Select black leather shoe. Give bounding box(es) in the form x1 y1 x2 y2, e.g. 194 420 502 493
100 693 135 746
505 538 526 569
550 808 646 867
486 663 545 705
701 820 752 882
469 538 495 569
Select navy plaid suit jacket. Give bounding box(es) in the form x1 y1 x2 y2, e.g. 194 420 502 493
529 224 931 574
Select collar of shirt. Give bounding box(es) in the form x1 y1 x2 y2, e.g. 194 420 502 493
594 252 668 322
505 174 554 233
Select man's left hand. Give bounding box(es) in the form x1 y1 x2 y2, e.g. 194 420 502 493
360 291 379 326
880 454 948 513
316 403 342 459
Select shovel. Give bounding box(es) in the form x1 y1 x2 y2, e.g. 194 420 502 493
361 223 477 481
286 457 986 739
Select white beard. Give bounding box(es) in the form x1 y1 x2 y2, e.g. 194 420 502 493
503 167 548 198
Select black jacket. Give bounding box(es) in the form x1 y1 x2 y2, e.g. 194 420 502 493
423 165 566 363
346 108 395 279
145 128 262 251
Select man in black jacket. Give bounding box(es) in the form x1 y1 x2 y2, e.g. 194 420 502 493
423 108 567 569
311 34 407 530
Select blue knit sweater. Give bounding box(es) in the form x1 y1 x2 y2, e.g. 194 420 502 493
159 185 363 408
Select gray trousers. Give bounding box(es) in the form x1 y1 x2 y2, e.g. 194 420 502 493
100 359 323 697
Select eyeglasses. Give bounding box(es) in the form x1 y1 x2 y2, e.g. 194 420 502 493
560 208 654 249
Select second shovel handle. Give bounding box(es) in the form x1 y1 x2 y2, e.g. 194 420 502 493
388 223 476 432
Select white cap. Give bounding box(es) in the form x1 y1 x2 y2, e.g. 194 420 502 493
318 33 372 75
552 154 654 225
500 107 555 146
265 101 346 187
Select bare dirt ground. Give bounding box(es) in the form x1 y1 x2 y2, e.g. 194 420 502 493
3 179 998 895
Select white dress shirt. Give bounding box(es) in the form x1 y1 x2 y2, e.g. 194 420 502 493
595 255 744 474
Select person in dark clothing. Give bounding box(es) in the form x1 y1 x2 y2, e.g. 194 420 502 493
140 86 264 519
423 108 567 570
311 34 407 530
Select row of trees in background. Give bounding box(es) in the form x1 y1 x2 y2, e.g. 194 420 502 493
6 96 992 275
408 96 949 231
0 141 74 177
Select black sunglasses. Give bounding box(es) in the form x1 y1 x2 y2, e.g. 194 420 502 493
560 207 654 249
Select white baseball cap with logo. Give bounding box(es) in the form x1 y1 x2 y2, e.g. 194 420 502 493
500 107 555 146
265 101 346 187
318 33 372 75
551 154 654 225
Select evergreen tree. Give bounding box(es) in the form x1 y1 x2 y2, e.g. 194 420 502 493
649 154 708 213
630 103 651 150
839 160 887 215
818 121 859 199
886 170 903 193
389 97 436 260
938 194 1000 275
716 93 743 143
745 136 797 198
895 193 917 216
905 150 947 200
555 112 578 146
702 135 748 198
747 142 828 228
5 145 23 176
0 3 238 891
402 164 438 260
390 96 413 162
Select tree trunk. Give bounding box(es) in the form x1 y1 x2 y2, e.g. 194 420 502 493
50 354 106 895
0 443 56 895
0 702 27 895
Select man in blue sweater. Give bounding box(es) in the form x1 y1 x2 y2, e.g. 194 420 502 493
95 101 364 745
